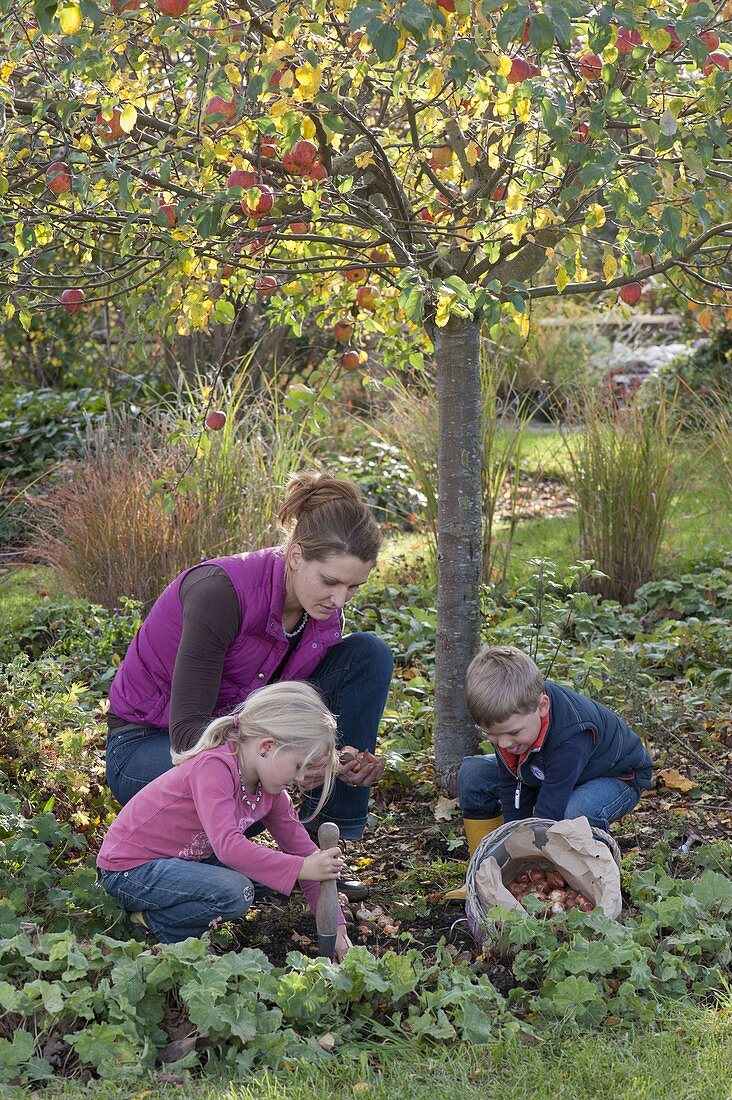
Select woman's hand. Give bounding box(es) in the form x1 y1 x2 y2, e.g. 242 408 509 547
298 748 385 791
334 926 352 962
300 846 344 881
338 747 386 788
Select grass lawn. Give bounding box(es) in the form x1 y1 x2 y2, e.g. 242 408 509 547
48 1007 732 1099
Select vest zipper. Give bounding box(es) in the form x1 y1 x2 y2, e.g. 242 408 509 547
514 779 522 810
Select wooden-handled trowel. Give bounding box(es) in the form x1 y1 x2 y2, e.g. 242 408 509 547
315 821 340 961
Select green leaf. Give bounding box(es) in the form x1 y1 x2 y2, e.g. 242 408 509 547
496 4 530 51
370 21 400 61
693 870 732 913
529 13 556 52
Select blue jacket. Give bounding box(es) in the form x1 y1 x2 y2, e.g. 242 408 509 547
496 680 653 822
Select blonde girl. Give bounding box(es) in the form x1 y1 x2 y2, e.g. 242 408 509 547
97 682 351 957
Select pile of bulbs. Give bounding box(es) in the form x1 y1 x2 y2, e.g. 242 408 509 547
506 868 595 914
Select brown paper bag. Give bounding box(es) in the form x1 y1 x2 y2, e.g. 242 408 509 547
474 816 622 919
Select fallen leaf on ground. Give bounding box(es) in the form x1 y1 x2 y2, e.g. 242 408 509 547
433 795 459 821
657 768 698 793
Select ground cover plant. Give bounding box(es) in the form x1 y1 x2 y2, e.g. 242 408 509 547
1 544 731 1091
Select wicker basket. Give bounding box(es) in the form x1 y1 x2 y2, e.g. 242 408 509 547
465 817 621 944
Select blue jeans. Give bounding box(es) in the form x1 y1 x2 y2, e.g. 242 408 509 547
98 856 255 943
106 631 393 840
457 754 640 833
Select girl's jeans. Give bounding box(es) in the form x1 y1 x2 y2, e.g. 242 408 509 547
105 631 393 840
98 855 254 943
457 754 640 833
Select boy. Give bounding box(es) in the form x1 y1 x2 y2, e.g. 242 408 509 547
456 644 653 859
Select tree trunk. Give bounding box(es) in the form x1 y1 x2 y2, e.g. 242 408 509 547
433 315 483 793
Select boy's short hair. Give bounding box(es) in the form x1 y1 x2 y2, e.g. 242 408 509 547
465 645 545 729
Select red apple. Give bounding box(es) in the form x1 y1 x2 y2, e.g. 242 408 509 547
356 285 380 310
156 0 190 15
204 96 237 129
46 161 71 195
619 282 643 305
307 160 329 181
221 262 236 279
246 225 274 254
703 51 730 73
289 220 310 234
96 109 125 141
662 25 681 52
507 57 540 83
345 267 366 283
420 207 435 222
111 0 140 12
578 53 602 79
255 275 278 296
616 27 642 55
333 321 353 342
227 168 259 192
436 0 456 10
205 410 227 430
282 139 318 174
260 136 278 158
158 198 178 228
60 288 85 313
699 30 720 51
571 122 590 142
430 145 453 169
242 185 274 218
521 17 531 45
491 183 507 201
340 349 361 370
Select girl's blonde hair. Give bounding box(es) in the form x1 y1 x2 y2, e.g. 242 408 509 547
171 681 338 820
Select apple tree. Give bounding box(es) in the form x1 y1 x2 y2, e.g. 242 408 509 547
1 0 731 787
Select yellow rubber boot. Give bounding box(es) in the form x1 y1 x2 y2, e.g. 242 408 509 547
445 815 504 901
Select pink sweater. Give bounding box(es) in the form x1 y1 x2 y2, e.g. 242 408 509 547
97 744 344 922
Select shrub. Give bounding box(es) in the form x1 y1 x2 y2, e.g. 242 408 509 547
561 392 685 603
0 388 110 482
0 654 114 832
642 327 732 410
27 374 315 608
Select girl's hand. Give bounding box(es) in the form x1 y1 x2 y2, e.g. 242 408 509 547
334 926 352 962
300 846 344 881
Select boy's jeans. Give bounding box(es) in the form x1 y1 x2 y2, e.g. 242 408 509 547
457 754 640 833
98 856 255 943
105 631 393 840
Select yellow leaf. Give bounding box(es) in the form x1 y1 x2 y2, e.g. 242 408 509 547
119 104 137 134
354 150 374 169
5 301 15 319
301 116 316 140
584 203 606 230
505 191 524 214
519 310 530 338
603 253 618 280
658 768 698 793
556 264 569 293
295 63 322 97
428 69 444 96
516 97 531 123
497 55 512 76
58 2 82 34
697 307 713 331
465 141 480 167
